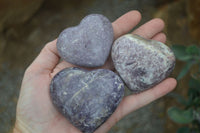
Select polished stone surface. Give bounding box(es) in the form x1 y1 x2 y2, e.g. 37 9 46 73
57 14 113 67
50 68 124 133
112 34 175 93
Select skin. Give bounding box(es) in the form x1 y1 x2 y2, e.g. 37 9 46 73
13 10 177 133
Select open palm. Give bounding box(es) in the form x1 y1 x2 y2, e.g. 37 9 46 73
14 11 177 133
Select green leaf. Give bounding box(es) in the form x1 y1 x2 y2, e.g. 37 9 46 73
197 107 200 112
186 45 200 56
193 97 200 106
189 78 200 91
171 45 193 61
187 88 198 107
177 127 190 133
168 107 194 124
199 63 200 73
188 87 200 99
167 93 188 105
177 62 193 80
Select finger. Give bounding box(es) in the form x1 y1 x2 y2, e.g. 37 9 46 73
50 61 77 78
112 10 141 39
26 39 59 74
51 59 106 78
51 58 114 78
96 78 177 133
122 78 177 115
133 18 165 39
151 32 166 43
99 10 141 70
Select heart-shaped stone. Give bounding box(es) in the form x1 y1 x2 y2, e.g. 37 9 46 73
57 14 114 67
50 68 124 133
111 34 175 93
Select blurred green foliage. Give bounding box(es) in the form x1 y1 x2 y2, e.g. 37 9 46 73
167 45 200 133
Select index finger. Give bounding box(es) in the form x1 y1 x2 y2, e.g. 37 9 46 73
112 10 141 39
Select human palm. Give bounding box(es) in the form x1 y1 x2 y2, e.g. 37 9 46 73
14 11 177 133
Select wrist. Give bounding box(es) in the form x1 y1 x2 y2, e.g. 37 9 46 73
13 119 32 133
13 126 21 133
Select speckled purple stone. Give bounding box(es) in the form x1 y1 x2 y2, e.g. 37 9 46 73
50 68 124 133
57 14 114 67
112 34 175 93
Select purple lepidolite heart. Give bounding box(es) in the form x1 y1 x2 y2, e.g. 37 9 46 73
112 34 175 93
50 67 124 133
57 14 114 67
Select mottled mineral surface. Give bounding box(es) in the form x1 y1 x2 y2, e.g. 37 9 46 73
112 34 175 93
57 14 114 67
50 68 124 133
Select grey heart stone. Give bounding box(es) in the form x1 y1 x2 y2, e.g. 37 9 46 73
50 68 124 133
111 34 175 93
57 14 114 67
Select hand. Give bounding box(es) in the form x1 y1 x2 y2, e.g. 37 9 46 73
14 11 177 133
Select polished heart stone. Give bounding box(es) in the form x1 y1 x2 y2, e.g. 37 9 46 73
57 14 114 67
50 68 124 133
111 34 175 93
